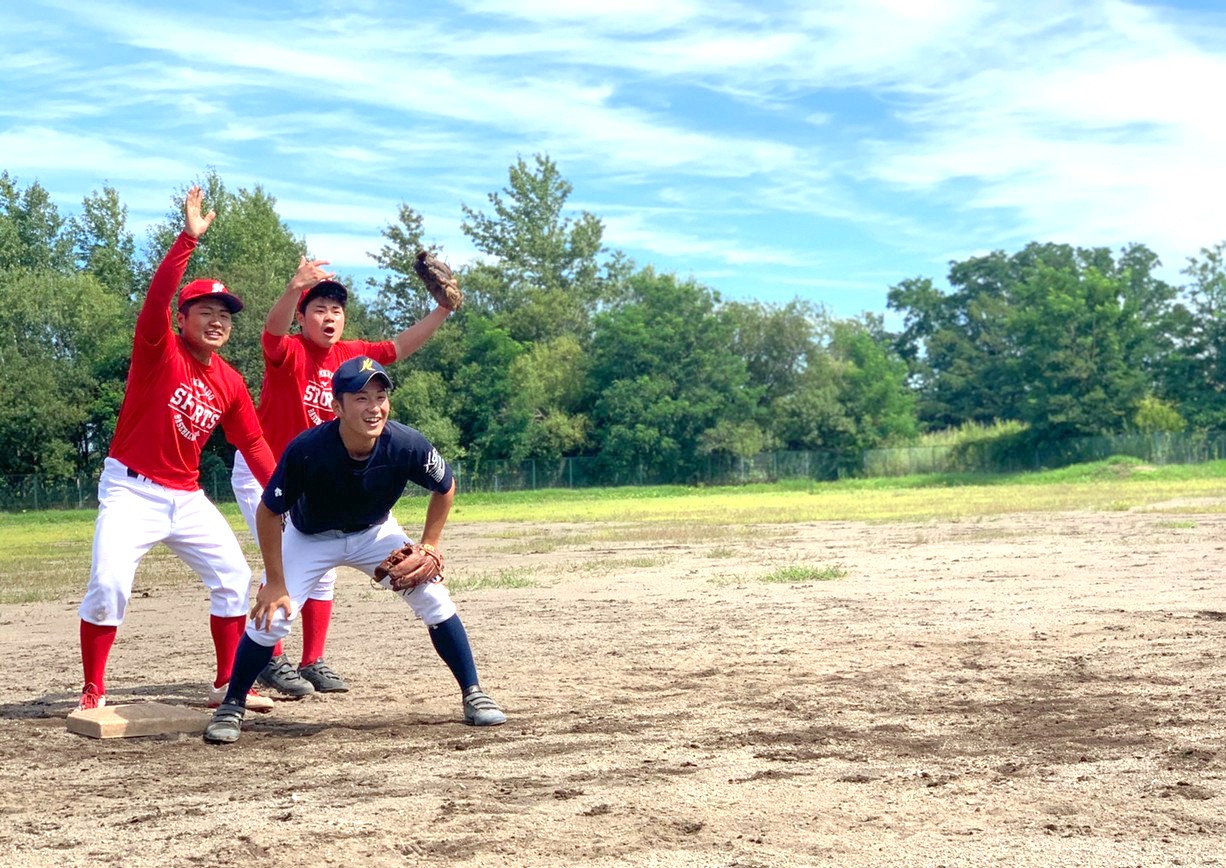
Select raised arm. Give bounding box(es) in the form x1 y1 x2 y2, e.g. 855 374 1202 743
392 306 451 360
265 256 335 337
135 186 214 341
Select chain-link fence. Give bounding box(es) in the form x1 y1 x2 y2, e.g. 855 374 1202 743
5 432 1225 512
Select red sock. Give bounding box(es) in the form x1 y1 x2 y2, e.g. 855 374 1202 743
209 614 245 689
299 598 333 667
80 620 117 694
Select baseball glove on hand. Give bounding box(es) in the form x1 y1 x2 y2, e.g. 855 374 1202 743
373 543 444 591
414 250 463 311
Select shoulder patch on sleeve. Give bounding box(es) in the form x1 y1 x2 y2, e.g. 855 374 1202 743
424 448 446 483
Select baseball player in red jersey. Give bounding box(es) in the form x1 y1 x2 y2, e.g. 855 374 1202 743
229 260 451 697
76 186 278 713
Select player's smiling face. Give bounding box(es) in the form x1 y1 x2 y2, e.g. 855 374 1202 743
297 299 345 348
334 380 390 442
177 299 233 358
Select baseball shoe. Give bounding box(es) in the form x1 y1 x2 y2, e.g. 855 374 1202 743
203 701 246 745
208 682 274 714
463 686 506 726
298 658 349 693
76 683 105 712
257 653 315 699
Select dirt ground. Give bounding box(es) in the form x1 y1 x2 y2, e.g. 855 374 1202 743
2 506 1226 867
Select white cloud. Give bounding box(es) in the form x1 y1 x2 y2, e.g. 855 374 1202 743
303 230 480 270
859 1 1226 255
0 126 188 181
9 0 1226 311
453 0 709 32
601 212 817 269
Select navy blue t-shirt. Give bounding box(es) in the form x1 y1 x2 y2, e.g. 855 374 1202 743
261 419 454 535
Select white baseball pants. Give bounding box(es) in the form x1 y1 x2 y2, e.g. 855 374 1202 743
244 513 458 646
232 451 337 602
79 458 251 626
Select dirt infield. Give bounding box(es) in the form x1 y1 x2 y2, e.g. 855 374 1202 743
2 508 1225 867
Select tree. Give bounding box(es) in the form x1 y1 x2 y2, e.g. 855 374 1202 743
587 268 758 481
1163 242 1226 430
1007 261 1148 437
828 317 918 449
460 154 609 343
890 242 1175 438
724 299 821 406
888 267 1022 429
367 203 432 329
69 186 137 302
497 336 590 461
449 316 526 459
0 172 73 273
390 369 464 459
1133 395 1186 434
0 270 127 477
146 171 307 392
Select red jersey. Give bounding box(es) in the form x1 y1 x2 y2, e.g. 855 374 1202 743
109 232 277 491
257 332 397 458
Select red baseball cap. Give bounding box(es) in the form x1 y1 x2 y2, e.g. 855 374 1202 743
178 278 244 314
297 279 349 313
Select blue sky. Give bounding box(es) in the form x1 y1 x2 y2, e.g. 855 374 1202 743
4 0 1226 321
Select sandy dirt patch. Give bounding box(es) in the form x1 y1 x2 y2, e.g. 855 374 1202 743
2 509 1225 867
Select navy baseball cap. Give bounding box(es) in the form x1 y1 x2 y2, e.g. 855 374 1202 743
298 279 349 313
332 356 393 395
178 278 244 313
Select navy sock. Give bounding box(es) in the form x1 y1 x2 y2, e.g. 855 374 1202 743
225 634 276 706
428 614 479 692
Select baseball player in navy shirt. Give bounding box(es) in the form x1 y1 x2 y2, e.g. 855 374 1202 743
204 356 505 744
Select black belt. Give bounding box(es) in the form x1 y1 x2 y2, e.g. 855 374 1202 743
126 468 153 483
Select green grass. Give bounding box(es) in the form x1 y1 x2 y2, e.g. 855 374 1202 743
489 524 775 554
7 456 1226 604
758 564 848 583
425 457 1226 525
708 562 848 586
573 555 674 574
447 568 537 592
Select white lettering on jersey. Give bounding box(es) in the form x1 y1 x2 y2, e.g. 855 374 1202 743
192 377 216 403
168 380 223 442
424 448 446 483
302 366 335 427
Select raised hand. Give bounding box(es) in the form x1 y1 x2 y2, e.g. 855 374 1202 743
288 255 335 294
184 186 216 239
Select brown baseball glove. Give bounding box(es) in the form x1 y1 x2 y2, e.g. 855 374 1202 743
373 542 445 591
414 250 463 311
